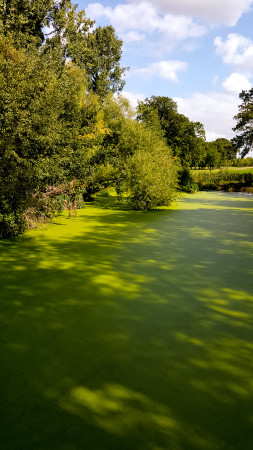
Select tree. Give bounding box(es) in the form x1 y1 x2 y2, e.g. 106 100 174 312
127 124 178 210
44 9 127 97
137 96 206 168
204 142 221 170
0 0 130 236
232 88 253 157
0 35 87 237
0 1 126 97
84 26 127 97
214 138 237 166
0 0 52 48
43 0 94 70
137 96 178 148
74 94 178 209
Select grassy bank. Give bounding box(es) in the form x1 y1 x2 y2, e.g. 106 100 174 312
192 167 253 174
192 168 253 191
1 192 253 449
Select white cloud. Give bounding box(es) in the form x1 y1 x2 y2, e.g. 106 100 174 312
134 60 188 82
174 73 252 141
122 91 146 108
212 75 219 86
86 2 206 43
127 0 253 26
214 33 253 70
120 31 146 43
86 2 157 33
222 73 252 94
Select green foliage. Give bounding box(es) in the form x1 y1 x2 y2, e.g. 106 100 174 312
193 169 253 190
232 88 253 157
232 156 253 167
137 96 206 168
0 0 52 48
198 139 237 170
214 138 237 165
178 167 198 193
0 210 26 237
0 2 178 236
43 6 126 98
127 125 178 210
204 142 221 169
0 33 90 236
85 26 127 97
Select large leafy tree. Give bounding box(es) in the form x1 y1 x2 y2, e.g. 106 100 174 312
0 1 126 96
137 96 206 168
127 126 178 210
204 142 221 170
102 95 178 209
137 96 178 146
43 7 127 97
0 0 128 236
214 138 237 166
0 0 52 47
0 36 86 237
73 94 178 209
232 88 253 157
43 0 94 70
84 26 127 97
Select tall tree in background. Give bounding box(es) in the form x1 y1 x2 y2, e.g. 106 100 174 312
85 26 127 97
232 88 253 157
214 138 237 166
0 0 52 47
0 1 126 95
204 142 221 170
137 96 206 167
43 6 127 96
43 0 94 70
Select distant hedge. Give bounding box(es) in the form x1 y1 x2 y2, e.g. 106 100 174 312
193 170 253 191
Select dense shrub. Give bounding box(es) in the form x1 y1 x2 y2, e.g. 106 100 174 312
0 211 26 238
128 137 178 210
178 167 198 193
193 170 253 190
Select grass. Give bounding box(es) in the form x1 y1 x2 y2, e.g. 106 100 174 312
1 192 253 449
192 167 253 174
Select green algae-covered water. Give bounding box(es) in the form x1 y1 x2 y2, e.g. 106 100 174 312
1 191 253 450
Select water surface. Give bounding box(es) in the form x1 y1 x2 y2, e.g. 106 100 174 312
0 192 253 449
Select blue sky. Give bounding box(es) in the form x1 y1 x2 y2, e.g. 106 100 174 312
78 0 253 148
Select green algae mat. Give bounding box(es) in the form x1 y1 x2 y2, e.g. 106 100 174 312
1 191 253 450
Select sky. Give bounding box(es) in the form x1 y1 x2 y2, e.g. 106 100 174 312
78 0 253 149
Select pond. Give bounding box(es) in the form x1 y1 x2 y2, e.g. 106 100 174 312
0 191 253 449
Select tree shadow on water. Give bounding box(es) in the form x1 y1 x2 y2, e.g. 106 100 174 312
0 192 253 449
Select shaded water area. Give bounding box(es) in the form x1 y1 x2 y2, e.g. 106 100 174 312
0 191 253 449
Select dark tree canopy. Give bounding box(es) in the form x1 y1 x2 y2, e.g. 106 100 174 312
0 0 52 47
85 26 127 97
0 6 176 237
215 138 237 163
232 88 253 157
0 1 127 96
137 96 206 168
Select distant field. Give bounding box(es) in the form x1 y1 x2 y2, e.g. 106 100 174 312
192 167 253 174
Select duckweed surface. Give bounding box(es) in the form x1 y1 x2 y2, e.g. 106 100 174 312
1 191 253 449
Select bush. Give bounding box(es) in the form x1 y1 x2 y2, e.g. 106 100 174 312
193 169 253 190
178 167 198 193
128 140 178 210
0 211 26 238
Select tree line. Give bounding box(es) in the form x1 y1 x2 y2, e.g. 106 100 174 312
0 0 252 238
